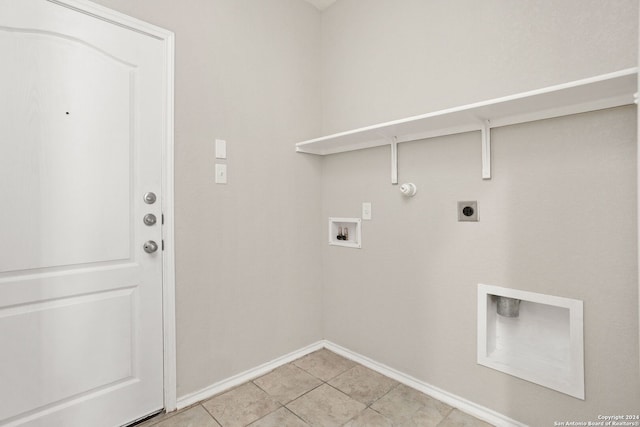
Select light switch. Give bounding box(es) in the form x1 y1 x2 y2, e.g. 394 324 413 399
215 164 227 184
362 202 372 220
215 139 227 159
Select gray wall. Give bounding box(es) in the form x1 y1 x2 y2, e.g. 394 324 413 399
91 0 324 397
86 0 639 423
320 1 639 425
321 0 637 134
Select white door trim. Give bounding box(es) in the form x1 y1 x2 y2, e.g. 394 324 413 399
45 0 177 413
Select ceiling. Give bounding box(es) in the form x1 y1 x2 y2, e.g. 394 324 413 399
303 0 337 11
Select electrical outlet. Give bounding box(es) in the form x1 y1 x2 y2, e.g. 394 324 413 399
215 163 227 184
458 201 478 221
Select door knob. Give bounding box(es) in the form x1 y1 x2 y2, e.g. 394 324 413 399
143 240 158 253
143 214 157 226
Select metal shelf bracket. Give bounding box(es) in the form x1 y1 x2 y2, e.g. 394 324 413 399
481 120 491 180
390 137 398 184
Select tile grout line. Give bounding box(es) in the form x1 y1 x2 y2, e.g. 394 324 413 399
434 407 456 427
199 404 224 427
249 378 283 402
283 355 360 426
282 377 328 414
287 380 326 404
247 358 333 426
240 403 284 427
365 405 394 425
339 377 400 426
364 381 401 409
200 402 225 427
284 406 312 426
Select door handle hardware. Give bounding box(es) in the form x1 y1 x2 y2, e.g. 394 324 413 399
143 240 158 253
143 214 157 226
143 192 157 204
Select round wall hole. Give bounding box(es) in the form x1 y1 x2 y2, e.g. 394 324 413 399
462 206 474 217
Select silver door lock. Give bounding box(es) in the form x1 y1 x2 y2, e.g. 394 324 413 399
143 192 157 204
143 213 157 226
143 240 158 253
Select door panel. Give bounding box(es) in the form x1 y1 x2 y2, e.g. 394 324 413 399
0 1 165 426
0 288 135 421
0 29 133 272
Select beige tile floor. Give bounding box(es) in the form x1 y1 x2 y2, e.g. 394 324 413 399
137 349 493 427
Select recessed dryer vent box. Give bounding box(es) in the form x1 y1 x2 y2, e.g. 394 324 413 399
477 284 584 399
328 218 361 248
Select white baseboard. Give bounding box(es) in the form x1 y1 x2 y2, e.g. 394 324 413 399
175 339 525 427
176 341 324 409
323 340 527 427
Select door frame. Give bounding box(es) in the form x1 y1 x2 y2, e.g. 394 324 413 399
46 0 177 412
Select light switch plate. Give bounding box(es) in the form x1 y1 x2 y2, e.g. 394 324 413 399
215 139 227 159
215 163 227 184
362 202 372 220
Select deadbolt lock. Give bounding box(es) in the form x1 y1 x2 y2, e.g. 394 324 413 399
143 192 157 204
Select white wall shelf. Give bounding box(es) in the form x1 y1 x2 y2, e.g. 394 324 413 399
296 68 638 181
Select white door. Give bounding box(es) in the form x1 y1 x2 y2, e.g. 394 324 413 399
0 1 166 426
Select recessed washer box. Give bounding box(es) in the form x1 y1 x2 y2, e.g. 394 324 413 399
328 218 361 248
477 284 584 399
